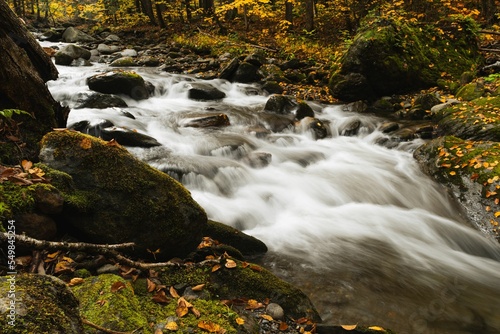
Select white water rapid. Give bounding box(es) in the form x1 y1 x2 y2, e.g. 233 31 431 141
45 54 500 334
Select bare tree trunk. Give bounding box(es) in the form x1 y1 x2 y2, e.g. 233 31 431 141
139 0 157 25
305 0 314 31
155 3 166 28
285 0 293 26
184 0 192 21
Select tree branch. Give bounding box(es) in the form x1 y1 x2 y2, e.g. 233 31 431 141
82 318 142 334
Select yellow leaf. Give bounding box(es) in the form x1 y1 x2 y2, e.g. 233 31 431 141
165 321 178 331
192 284 205 291
449 171 456 176
67 277 84 286
341 324 357 330
225 259 237 268
235 317 245 325
494 212 500 218
21 160 33 171
198 320 223 333
368 326 385 331
170 286 180 298
261 314 273 321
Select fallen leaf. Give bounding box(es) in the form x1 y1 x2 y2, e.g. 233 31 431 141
170 286 180 298
249 264 262 272
341 324 358 330
21 160 32 171
152 290 169 304
191 306 201 318
54 261 73 274
176 297 191 317
225 259 237 268
80 137 92 150
45 251 60 262
96 299 107 306
212 264 221 272
147 278 156 292
192 284 205 291
111 281 126 293
279 321 288 330
246 299 264 310
261 314 273 321
235 317 245 325
198 320 224 333
67 277 84 286
368 326 385 331
165 321 178 331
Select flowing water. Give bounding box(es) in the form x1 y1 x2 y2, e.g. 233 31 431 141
45 51 500 333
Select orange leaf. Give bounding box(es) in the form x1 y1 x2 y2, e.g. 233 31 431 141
152 290 169 304
246 299 264 310
235 317 245 325
147 278 156 292
198 321 224 333
170 286 180 298
176 297 192 318
80 137 92 150
341 324 358 330
110 281 126 293
21 160 33 171
67 277 84 287
192 284 205 291
212 264 221 272
279 321 288 331
225 259 237 268
368 326 385 331
494 211 500 218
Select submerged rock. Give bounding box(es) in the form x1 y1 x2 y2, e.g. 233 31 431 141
187 83 226 101
75 92 128 109
39 130 207 260
181 114 230 128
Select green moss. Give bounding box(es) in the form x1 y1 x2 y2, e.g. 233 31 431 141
0 182 59 220
456 82 485 101
72 274 149 333
0 274 82 333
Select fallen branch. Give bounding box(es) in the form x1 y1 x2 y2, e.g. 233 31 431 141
479 29 500 36
0 232 220 270
82 318 142 334
0 232 135 251
480 47 500 53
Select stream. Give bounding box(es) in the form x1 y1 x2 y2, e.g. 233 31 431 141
44 49 500 334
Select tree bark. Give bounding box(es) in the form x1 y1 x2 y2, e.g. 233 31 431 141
305 0 314 32
0 0 68 164
285 0 293 26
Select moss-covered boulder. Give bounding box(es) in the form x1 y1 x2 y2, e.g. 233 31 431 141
157 259 321 322
414 136 500 240
0 274 83 333
72 273 244 334
87 70 151 100
39 130 207 260
329 13 481 102
435 96 500 142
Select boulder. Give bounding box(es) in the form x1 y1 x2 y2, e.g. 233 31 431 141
232 61 261 83
54 44 91 65
329 15 481 101
187 83 226 101
110 56 137 67
264 94 296 115
96 43 121 55
181 114 230 128
87 70 151 100
219 57 240 80
75 92 128 109
0 274 83 333
295 101 315 120
39 130 207 260
99 127 161 147
61 26 96 43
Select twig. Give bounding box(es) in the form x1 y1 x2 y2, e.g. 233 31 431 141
480 47 500 53
82 318 142 334
479 29 500 36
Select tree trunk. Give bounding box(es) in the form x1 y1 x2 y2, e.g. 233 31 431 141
305 0 314 32
0 0 68 164
139 0 157 25
285 1 293 26
155 3 166 28
184 0 192 21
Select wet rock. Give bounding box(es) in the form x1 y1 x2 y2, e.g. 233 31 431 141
297 117 329 140
262 81 284 95
0 274 84 333
391 127 416 141
40 28 65 42
182 114 230 128
39 130 207 260
340 119 361 136
69 119 114 137
110 56 136 67
75 93 128 109
415 124 435 139
100 127 161 147
219 57 240 80
414 93 441 110
329 72 376 102
16 213 57 240
87 70 151 100
54 44 91 66
244 52 266 67
240 151 272 169
204 219 268 256
266 303 285 320
119 48 138 57
136 55 160 67
430 99 460 114
345 100 369 113
295 101 315 120
104 34 121 42
260 113 295 132
264 94 296 115
34 186 64 214
232 61 261 83
62 26 96 43
97 43 121 55
379 122 400 133
187 83 226 101
456 81 485 101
